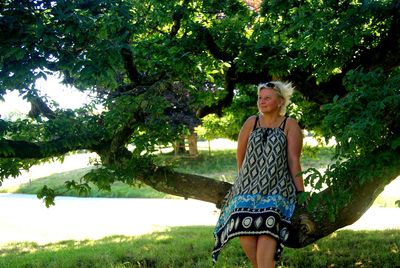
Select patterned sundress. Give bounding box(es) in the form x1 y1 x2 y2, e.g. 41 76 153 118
212 116 297 262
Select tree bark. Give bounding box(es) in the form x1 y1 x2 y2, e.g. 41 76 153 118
173 138 187 155
138 166 232 206
188 132 198 156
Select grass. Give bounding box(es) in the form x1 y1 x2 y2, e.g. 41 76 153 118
0 226 399 268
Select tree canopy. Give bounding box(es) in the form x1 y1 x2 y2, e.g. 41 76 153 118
1 0 399 248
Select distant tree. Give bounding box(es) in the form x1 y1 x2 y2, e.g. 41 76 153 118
1 0 399 247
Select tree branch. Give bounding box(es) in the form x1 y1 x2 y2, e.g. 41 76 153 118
201 26 234 62
139 166 232 206
233 2 400 105
288 72 348 105
197 66 236 117
120 47 141 83
28 95 56 119
109 110 143 157
107 80 182 158
0 117 110 160
285 147 400 247
343 1 400 72
0 139 87 159
170 0 190 37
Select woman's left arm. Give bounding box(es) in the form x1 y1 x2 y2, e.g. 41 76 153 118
286 118 305 192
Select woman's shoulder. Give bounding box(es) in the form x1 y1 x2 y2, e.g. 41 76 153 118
247 115 258 122
284 117 302 135
285 117 300 126
241 115 258 130
243 115 258 124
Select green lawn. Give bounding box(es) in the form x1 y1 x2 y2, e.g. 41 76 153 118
0 226 399 268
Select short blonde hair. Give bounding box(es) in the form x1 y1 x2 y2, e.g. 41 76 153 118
257 81 294 116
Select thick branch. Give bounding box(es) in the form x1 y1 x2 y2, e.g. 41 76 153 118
120 47 141 83
201 26 234 62
139 166 232 206
108 80 173 153
285 148 400 247
0 118 110 159
109 111 143 157
170 0 190 37
0 139 87 159
344 1 400 72
234 2 400 105
28 95 56 119
197 66 236 117
194 25 240 117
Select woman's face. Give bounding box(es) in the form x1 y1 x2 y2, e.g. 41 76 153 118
257 87 283 114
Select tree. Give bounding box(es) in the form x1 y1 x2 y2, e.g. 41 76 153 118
1 0 399 248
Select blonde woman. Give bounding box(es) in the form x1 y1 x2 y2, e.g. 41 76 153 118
212 81 304 268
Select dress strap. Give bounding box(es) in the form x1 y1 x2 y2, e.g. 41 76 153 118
279 116 288 130
253 115 259 131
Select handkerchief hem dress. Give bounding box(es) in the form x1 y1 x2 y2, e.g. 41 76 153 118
212 116 297 262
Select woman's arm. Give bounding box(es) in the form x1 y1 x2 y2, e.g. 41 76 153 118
236 116 256 171
286 118 305 192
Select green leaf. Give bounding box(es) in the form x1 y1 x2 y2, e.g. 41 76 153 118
37 186 56 208
391 138 400 150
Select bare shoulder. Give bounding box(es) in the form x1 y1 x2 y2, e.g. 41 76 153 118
238 115 258 138
242 115 258 129
285 117 302 135
286 117 300 128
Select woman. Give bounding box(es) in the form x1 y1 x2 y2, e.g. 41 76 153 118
212 81 304 268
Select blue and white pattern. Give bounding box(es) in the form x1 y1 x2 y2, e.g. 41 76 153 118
212 117 297 263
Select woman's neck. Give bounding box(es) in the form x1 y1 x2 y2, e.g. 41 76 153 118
259 113 283 128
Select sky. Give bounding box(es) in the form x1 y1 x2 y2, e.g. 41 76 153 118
0 75 90 118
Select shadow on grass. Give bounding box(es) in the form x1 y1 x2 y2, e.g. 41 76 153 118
0 226 399 268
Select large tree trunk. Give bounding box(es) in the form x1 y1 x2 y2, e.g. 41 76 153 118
173 138 187 155
188 132 198 156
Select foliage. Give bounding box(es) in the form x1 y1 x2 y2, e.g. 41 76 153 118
0 0 399 235
299 67 400 218
196 113 239 141
322 68 400 159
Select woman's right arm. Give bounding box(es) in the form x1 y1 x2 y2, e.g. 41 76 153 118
236 116 256 171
